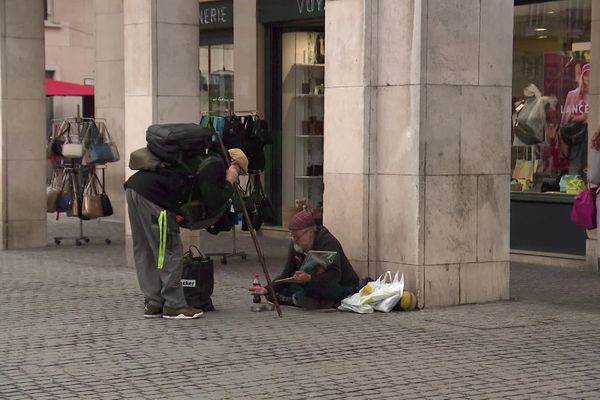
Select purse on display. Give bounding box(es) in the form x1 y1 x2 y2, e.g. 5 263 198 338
55 171 73 213
46 170 62 213
88 122 120 164
81 173 104 219
566 177 586 195
559 174 581 193
50 121 70 156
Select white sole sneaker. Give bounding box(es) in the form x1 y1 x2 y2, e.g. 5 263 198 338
143 313 163 319
162 311 203 320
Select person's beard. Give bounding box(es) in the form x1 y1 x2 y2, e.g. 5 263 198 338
293 243 304 254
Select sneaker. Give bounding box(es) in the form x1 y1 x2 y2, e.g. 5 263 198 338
144 303 163 319
162 306 203 320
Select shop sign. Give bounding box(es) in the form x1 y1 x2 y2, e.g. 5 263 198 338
199 0 233 31
259 0 325 24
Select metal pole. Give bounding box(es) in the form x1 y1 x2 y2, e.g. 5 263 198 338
215 133 282 317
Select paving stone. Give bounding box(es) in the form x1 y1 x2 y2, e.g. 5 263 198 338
0 219 600 399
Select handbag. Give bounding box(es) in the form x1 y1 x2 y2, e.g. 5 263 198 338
181 246 215 311
81 173 104 219
560 123 587 146
55 171 73 213
50 121 70 156
571 187 597 230
559 175 581 193
67 173 81 217
46 170 63 213
566 177 586 195
88 122 120 164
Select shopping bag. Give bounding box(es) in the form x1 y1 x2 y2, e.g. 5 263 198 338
373 273 404 312
358 271 397 305
181 246 215 311
559 175 581 193
571 188 597 230
512 160 535 181
337 293 373 314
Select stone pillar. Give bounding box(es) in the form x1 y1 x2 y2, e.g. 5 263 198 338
324 0 512 307
233 0 263 115
587 2 600 272
95 0 125 222
124 0 200 265
0 0 47 248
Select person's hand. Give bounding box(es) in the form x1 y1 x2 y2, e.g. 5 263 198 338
293 271 311 283
226 164 240 184
249 286 268 296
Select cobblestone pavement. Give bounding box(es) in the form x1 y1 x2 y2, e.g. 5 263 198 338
1 219 600 399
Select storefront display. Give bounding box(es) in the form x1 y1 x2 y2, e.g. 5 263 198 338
281 31 325 213
511 0 591 255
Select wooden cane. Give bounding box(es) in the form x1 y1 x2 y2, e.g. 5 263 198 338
214 133 283 317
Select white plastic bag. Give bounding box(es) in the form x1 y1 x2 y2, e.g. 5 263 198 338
373 272 404 312
360 271 402 305
337 293 373 314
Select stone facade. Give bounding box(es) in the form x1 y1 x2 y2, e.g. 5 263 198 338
324 0 513 307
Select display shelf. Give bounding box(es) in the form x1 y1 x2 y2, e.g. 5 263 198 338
294 63 325 68
296 93 324 98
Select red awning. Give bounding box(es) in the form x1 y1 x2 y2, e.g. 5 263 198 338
46 79 94 97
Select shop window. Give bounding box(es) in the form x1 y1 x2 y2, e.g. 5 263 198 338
200 44 234 114
512 0 591 195
281 31 325 222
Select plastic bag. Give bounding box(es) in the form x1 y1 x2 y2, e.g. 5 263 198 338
373 273 404 313
359 271 403 305
513 84 556 145
337 293 373 314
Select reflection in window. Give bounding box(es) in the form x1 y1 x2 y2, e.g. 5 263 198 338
200 44 234 114
511 0 590 194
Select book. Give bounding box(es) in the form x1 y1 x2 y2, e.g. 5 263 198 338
299 250 337 273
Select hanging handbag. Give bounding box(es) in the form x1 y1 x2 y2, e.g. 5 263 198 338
50 121 70 156
61 122 84 159
571 187 597 230
560 123 587 146
55 171 73 213
81 173 104 219
88 122 119 164
181 245 215 311
46 170 62 213
67 173 81 217
96 173 114 217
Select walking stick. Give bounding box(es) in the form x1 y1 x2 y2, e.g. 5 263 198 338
214 133 283 318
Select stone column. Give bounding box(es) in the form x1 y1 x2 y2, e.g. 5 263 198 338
124 0 200 265
0 0 47 248
95 0 125 222
587 2 600 272
233 0 263 115
325 0 512 307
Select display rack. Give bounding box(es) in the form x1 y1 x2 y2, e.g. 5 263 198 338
48 115 114 246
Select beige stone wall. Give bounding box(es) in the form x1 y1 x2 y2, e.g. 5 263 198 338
123 0 201 265
324 0 513 307
95 0 125 221
0 0 47 248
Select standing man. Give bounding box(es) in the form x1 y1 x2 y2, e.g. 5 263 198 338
250 210 361 309
126 148 248 319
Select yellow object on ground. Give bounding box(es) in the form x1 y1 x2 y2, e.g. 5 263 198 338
398 291 417 311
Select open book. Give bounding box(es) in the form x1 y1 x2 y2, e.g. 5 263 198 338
299 250 337 273
274 250 338 284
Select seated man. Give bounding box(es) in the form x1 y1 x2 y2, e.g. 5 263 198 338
250 210 360 309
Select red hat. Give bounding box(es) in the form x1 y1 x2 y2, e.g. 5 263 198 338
288 210 315 231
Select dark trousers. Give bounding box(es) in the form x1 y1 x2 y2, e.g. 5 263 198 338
276 282 357 309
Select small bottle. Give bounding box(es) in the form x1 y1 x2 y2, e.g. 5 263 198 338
252 273 262 304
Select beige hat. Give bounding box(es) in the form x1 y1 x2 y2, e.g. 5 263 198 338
228 148 249 174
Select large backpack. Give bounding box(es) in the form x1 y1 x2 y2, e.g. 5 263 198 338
146 123 214 163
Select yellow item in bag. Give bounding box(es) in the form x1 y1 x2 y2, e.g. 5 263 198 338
566 178 585 195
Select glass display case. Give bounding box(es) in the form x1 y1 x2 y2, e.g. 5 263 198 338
281 31 325 210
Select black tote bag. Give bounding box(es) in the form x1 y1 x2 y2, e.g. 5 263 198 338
181 246 215 311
